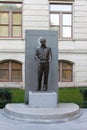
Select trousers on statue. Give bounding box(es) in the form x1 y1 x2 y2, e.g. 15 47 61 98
37 62 49 91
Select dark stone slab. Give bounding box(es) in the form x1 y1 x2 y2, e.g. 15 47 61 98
25 30 58 104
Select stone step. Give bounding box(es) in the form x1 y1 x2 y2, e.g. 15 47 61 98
3 103 81 123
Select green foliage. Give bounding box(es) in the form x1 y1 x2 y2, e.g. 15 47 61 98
0 88 12 108
0 88 24 108
80 88 87 108
80 88 87 100
0 87 87 108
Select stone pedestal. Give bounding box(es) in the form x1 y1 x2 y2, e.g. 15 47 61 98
29 91 57 108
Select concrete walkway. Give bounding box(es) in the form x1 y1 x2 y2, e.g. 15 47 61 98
0 109 87 130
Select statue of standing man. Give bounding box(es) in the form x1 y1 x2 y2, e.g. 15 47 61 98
35 37 52 91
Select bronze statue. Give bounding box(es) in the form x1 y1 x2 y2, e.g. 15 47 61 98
35 37 52 91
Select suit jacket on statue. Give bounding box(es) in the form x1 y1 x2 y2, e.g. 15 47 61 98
35 46 52 63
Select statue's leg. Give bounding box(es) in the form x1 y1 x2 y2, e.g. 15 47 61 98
37 63 43 90
43 63 49 91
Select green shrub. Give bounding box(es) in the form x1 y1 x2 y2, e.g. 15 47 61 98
80 88 87 108
80 88 87 100
0 88 12 108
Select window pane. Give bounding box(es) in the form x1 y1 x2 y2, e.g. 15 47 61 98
12 26 21 37
0 3 22 11
12 70 22 81
0 26 8 36
12 62 22 69
0 62 9 69
0 62 9 81
9 4 22 10
62 62 72 69
59 61 73 82
0 70 8 81
63 14 71 25
62 70 72 82
13 13 22 25
0 12 9 24
50 14 59 25
11 62 22 81
50 26 59 30
50 26 60 37
0 3 9 10
63 27 71 37
50 4 72 12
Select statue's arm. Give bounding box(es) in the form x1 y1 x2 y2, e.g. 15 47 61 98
49 48 52 62
34 49 40 62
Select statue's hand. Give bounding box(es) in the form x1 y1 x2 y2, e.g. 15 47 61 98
49 58 52 63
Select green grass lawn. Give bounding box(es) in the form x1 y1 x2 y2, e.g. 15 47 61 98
6 87 86 108
9 88 25 103
58 87 83 107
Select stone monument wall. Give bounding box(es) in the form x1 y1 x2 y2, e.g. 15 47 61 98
25 30 58 104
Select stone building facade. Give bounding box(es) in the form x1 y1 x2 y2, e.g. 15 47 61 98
0 0 87 88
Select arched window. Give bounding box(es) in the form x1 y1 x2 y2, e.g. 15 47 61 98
0 61 22 82
58 61 73 82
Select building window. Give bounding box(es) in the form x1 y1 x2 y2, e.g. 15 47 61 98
0 61 22 82
0 3 22 38
50 3 72 39
59 61 73 82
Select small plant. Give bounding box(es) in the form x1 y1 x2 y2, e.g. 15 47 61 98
80 88 87 108
80 88 87 100
0 88 12 108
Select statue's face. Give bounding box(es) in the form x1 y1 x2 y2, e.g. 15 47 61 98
40 38 46 46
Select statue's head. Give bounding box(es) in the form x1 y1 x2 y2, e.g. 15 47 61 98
40 37 46 47
40 37 46 43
